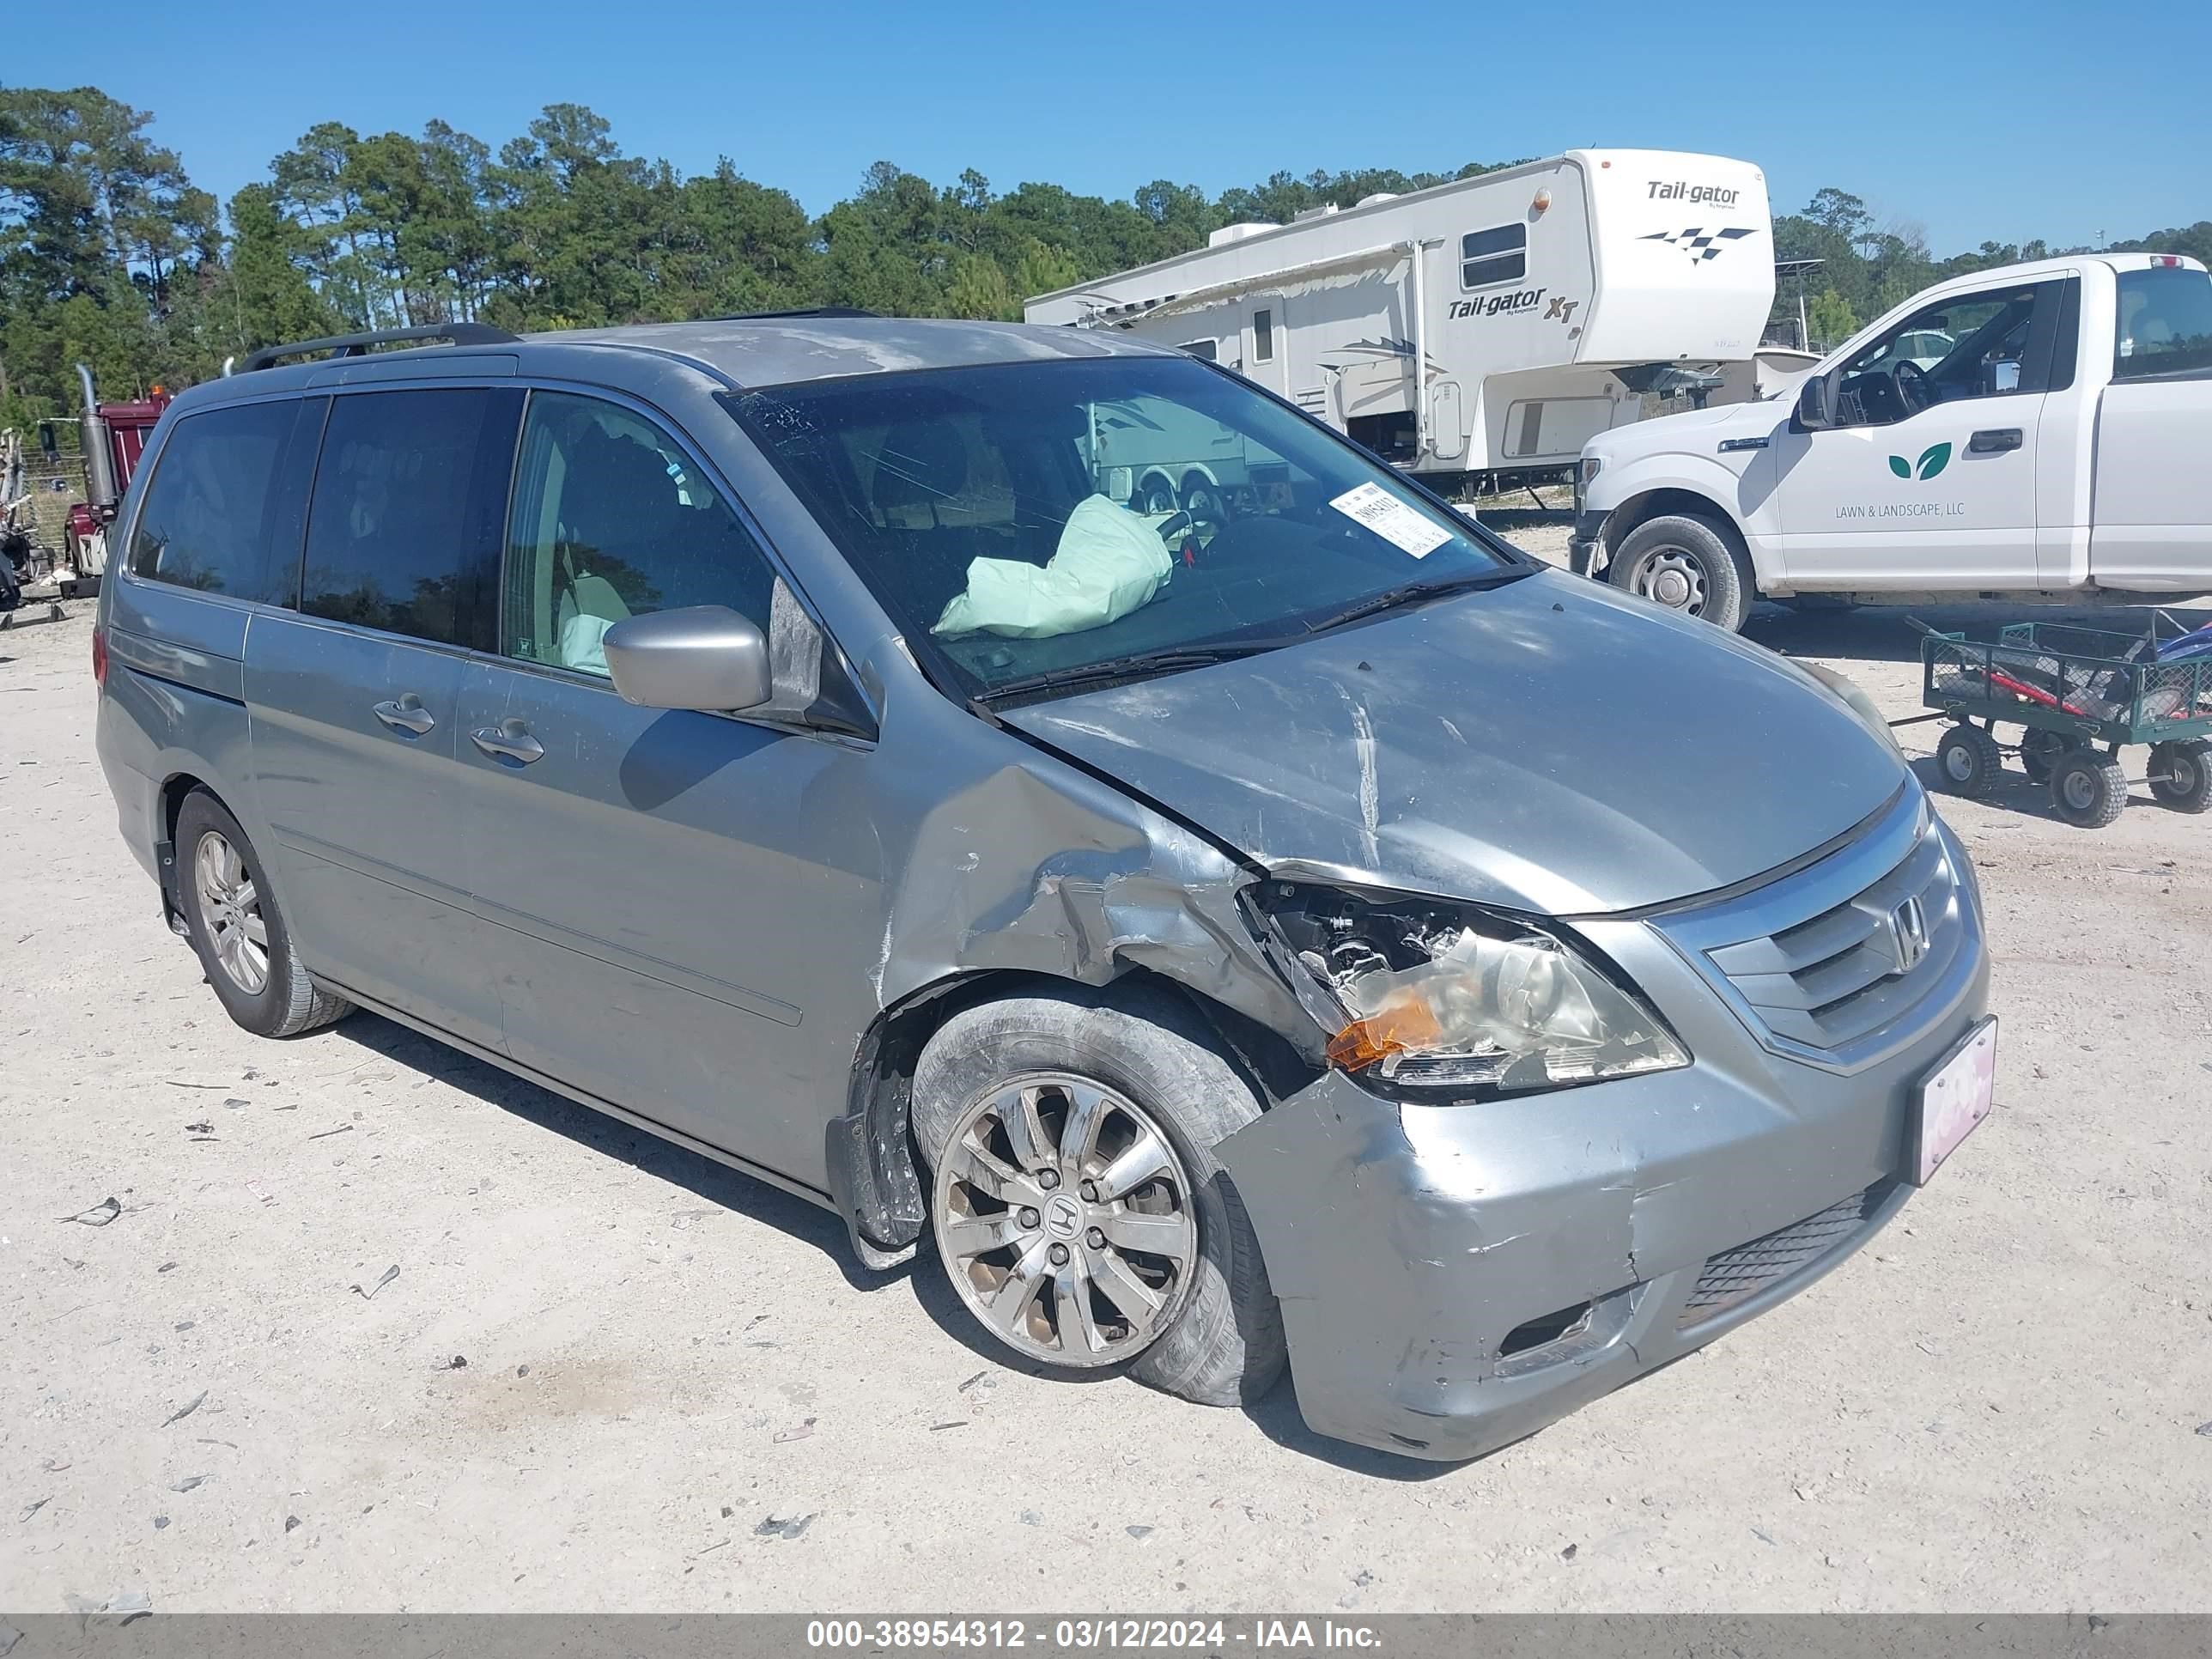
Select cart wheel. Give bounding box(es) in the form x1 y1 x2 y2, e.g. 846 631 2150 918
2019 728 2077 785
2048 750 2129 829
1936 725 2004 798
2148 738 2212 814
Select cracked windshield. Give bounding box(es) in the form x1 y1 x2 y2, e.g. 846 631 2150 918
729 355 1522 700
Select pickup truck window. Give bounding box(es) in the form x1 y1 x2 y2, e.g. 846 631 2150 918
1835 283 2053 426
2114 265 2212 381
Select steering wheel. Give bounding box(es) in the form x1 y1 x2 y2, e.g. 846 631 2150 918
1892 359 1934 416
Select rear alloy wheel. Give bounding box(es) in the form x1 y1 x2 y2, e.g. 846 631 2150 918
193 828 270 995
1608 514 1752 631
173 791 355 1038
1137 477 1178 515
2048 750 2129 830
2148 738 2211 813
1936 725 2005 799
933 1075 1198 1370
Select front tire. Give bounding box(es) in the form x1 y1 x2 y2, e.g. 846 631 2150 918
173 791 355 1037
2149 738 2211 813
2048 750 2129 830
1936 725 2004 799
911 984 1285 1408
1607 513 1753 631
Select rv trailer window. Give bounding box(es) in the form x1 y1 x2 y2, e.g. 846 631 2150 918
1252 311 1274 363
1461 224 1528 290
1177 339 1218 362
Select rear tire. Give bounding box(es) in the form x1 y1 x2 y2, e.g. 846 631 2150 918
1607 513 1753 631
2048 751 2129 830
173 791 355 1038
2149 738 2211 813
911 982 1285 1409
1936 725 2004 799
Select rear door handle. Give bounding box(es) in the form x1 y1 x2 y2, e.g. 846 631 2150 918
1969 428 2023 453
471 720 545 764
372 695 436 736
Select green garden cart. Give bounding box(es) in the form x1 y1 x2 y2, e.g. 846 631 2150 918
1912 619 2212 829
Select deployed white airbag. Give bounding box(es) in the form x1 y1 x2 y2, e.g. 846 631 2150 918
933 495 1170 640
559 611 615 675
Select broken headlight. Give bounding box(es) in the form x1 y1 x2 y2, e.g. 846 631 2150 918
1255 884 1687 1095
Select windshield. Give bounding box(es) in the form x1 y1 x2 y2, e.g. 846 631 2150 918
726 356 1521 700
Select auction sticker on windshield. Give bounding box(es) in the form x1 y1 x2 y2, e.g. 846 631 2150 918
1911 1016 1996 1185
1329 482 1451 558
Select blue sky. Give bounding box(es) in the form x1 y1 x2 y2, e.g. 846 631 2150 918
18 0 2206 254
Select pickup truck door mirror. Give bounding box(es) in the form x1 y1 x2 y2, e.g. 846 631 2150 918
1796 371 1839 431
603 605 772 713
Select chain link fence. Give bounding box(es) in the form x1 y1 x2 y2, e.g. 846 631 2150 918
4 427 88 550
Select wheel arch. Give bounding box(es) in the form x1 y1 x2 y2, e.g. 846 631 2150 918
825 963 1313 1271
1591 450 1771 580
1134 466 1180 505
155 769 219 928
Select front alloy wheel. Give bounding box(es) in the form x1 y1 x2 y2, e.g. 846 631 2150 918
933 1073 1199 1368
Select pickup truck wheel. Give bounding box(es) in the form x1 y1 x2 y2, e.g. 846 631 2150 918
1936 725 2004 798
1608 514 1751 631
911 984 1285 1408
2148 739 2211 813
2048 750 2129 829
174 791 356 1038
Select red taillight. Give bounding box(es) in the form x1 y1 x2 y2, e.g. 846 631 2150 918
92 625 108 684
2152 255 2183 267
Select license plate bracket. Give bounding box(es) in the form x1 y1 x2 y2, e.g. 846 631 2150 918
1909 1016 1997 1186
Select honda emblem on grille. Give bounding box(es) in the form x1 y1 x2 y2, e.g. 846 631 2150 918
1887 895 1929 975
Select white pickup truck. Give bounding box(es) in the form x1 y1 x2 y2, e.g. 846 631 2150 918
1571 252 2212 629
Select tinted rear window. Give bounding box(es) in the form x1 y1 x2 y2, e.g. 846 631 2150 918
129 398 325 604
2114 265 2212 381
301 389 518 647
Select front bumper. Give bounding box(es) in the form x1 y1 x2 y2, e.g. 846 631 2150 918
1217 814 1990 1462
1569 508 1608 576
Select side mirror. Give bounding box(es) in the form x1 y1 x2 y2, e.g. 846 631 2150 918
1796 372 1839 431
37 422 58 458
603 605 771 713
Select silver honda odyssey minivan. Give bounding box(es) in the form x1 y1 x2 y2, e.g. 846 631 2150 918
94 315 1995 1460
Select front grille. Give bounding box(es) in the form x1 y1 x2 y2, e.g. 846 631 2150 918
1677 1180 1892 1328
1656 790 1972 1071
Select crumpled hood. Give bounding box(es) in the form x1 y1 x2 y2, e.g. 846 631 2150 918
1002 570 1907 916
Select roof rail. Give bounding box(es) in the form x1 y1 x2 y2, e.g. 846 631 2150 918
708 307 879 321
234 323 522 375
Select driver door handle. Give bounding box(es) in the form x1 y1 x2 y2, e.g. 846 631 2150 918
471 720 545 764
1969 428 2023 453
372 695 436 736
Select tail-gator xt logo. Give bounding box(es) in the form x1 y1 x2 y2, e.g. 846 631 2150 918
1889 442 1953 481
1545 295 1580 325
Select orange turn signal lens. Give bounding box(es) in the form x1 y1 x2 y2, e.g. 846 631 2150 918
1325 993 1443 1071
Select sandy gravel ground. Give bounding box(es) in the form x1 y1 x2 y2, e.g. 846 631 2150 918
3 558 2209 1616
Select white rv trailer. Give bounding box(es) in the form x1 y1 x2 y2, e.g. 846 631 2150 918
1024 149 1776 495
